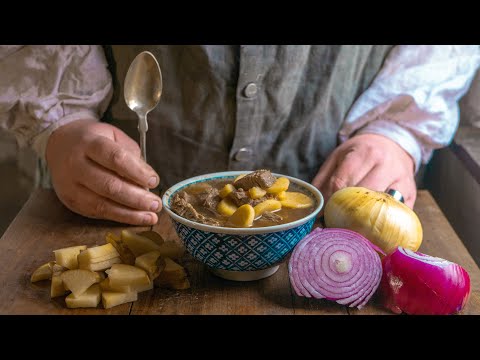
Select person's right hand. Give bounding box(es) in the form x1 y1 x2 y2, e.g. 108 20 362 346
46 119 161 226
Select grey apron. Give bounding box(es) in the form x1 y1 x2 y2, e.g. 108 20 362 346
40 45 394 191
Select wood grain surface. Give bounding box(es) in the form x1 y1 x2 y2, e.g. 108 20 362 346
0 189 478 315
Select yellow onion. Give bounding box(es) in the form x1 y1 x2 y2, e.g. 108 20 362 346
324 187 422 255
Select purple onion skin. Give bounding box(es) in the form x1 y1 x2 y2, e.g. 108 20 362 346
380 247 471 315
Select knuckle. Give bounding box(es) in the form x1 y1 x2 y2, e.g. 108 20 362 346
110 148 126 168
103 177 122 197
342 147 362 162
343 146 358 156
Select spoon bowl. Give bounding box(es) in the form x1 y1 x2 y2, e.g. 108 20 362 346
124 51 162 161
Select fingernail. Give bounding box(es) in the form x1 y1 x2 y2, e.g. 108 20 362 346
143 213 154 225
148 176 158 187
150 201 159 211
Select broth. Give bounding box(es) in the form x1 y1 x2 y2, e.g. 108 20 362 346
170 171 316 228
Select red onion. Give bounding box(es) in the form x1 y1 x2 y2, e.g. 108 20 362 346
288 227 384 309
380 247 471 315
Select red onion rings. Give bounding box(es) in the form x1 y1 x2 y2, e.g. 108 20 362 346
288 227 383 309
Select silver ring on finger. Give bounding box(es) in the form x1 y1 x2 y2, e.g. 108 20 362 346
386 188 405 203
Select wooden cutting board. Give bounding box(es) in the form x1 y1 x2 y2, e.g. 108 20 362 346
0 189 479 314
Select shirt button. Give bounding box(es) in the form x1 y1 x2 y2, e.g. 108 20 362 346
234 147 253 161
243 82 258 98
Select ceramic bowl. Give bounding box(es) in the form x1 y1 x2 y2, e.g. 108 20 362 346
162 171 323 281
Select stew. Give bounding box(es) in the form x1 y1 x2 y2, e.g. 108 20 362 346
170 170 316 228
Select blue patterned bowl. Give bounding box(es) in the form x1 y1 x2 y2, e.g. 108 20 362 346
162 171 323 281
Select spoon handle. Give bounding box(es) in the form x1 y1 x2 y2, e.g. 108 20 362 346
140 130 147 163
137 113 148 162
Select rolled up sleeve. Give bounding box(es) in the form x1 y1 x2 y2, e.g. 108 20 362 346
0 45 113 160
339 45 480 172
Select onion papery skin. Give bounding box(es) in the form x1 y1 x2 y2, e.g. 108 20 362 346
288 227 383 309
380 247 471 315
324 187 423 255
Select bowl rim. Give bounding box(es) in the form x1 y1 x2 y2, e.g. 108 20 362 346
161 171 324 235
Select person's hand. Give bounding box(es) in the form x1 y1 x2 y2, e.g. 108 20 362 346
312 133 417 208
46 119 161 225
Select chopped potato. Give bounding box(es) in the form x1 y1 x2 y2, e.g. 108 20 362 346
169 278 191 290
106 232 136 265
219 183 236 198
266 177 290 194
280 191 314 209
185 182 212 195
228 204 255 227
121 230 161 257
102 291 138 309
65 284 101 308
248 187 267 199
162 257 185 273
79 257 122 271
100 278 131 293
94 271 106 283
51 263 67 274
61 269 98 298
137 231 165 246
217 198 238 216
78 244 119 264
154 258 190 290
253 199 282 218
100 277 153 293
32 227 190 310
135 250 166 280
106 264 150 288
51 273 67 298
134 280 154 293
31 261 55 282
277 190 287 201
53 245 87 270
157 242 185 260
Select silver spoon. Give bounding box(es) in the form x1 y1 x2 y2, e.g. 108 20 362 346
124 51 162 162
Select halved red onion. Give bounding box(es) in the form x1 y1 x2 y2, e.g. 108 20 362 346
380 247 471 315
288 228 383 309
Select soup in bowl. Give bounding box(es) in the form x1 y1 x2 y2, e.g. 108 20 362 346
162 170 324 281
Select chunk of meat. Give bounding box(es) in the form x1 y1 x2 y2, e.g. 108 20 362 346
170 191 200 220
261 211 283 223
228 188 251 207
170 191 220 226
197 186 220 214
234 169 276 190
229 188 267 207
177 190 197 205
250 198 266 207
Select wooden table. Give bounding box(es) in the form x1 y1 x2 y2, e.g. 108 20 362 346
1 189 479 315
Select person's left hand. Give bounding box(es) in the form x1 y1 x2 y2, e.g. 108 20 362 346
312 133 417 208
